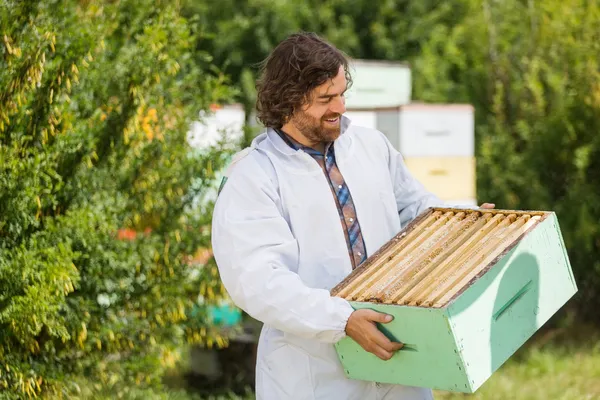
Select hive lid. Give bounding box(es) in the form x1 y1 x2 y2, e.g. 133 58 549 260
331 208 551 308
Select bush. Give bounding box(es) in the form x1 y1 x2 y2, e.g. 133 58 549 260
0 1 235 397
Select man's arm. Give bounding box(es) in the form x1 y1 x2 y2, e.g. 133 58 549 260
211 159 353 343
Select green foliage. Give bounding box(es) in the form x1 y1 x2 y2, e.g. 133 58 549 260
181 0 469 109
0 0 235 398
187 0 600 322
3 0 600 398
67 377 253 400
411 0 600 321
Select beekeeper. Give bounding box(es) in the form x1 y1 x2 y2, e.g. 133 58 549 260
212 32 494 400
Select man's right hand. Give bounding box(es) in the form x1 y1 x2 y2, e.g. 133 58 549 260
344 309 404 361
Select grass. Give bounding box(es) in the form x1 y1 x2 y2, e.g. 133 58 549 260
187 323 600 400
434 323 600 400
205 322 600 400
190 323 600 400
68 322 600 400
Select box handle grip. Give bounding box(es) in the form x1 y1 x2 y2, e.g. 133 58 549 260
493 280 532 321
429 169 448 176
400 343 418 352
425 130 451 137
377 324 418 352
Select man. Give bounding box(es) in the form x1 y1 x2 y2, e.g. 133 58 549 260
212 32 494 400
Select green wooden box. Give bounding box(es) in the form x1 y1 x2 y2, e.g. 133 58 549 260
331 208 577 393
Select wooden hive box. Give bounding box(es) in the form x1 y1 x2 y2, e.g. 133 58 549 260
331 208 577 393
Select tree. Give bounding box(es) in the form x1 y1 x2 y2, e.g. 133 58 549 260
411 0 600 320
0 0 234 397
182 0 600 322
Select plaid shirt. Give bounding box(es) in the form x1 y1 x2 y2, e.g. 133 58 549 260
276 129 367 269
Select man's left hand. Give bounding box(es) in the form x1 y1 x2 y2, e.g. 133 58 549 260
479 203 495 209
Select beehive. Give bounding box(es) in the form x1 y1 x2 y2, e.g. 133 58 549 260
373 104 477 204
403 157 476 202
331 207 577 393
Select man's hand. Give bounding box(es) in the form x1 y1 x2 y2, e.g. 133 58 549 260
345 309 403 361
480 203 495 209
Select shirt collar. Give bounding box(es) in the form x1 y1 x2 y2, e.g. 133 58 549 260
275 128 304 151
275 128 333 157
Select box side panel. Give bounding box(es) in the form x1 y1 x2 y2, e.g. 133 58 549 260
553 215 578 291
447 214 577 391
335 302 471 392
403 157 476 200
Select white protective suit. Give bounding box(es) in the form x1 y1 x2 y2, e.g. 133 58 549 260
212 116 445 400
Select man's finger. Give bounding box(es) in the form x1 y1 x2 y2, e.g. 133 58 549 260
390 341 404 351
380 340 403 353
370 327 402 352
364 309 393 323
372 345 394 361
480 203 495 209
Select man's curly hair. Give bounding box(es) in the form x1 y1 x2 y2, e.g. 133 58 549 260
256 32 353 129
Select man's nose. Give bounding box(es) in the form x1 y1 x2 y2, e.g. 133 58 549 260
330 96 346 115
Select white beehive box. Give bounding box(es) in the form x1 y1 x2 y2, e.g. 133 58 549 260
344 60 411 109
188 104 245 149
344 110 378 129
370 104 476 203
396 104 474 158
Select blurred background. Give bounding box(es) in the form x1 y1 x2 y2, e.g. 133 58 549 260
1 0 599 399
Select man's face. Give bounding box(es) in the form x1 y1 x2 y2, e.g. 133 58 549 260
289 65 347 145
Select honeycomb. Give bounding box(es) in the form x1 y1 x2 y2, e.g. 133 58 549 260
331 208 548 308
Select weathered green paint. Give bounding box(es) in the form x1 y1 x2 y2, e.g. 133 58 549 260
335 213 577 393
335 303 470 392
447 213 577 392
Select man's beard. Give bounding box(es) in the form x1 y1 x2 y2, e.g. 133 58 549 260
292 110 341 145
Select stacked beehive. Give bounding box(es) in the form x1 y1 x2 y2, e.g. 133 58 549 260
344 61 476 207
395 104 476 207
